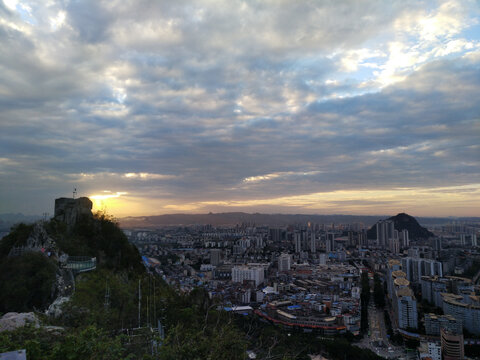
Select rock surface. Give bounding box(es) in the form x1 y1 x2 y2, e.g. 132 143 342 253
25 222 58 255
54 197 93 228
0 312 39 332
45 296 71 318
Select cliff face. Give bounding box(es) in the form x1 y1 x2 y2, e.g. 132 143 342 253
54 197 93 229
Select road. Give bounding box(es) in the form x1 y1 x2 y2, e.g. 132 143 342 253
356 280 405 359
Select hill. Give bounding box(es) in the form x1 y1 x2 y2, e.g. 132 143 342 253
367 212 434 240
0 200 144 313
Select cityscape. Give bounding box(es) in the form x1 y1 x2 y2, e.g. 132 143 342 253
1 199 480 359
1 0 480 359
127 209 480 359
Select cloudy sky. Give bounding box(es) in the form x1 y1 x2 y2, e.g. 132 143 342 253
1 0 479 217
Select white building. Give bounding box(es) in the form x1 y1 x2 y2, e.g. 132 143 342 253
400 229 409 248
232 266 264 286
418 341 441 360
278 253 291 272
401 257 443 284
376 220 394 248
396 287 418 329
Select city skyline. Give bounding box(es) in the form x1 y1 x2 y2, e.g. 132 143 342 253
1 0 480 217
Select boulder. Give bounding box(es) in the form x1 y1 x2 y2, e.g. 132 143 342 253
0 312 39 332
45 296 70 318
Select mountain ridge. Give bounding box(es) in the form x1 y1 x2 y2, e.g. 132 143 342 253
117 211 480 228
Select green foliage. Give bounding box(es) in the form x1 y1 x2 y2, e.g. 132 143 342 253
0 252 57 313
48 212 144 273
360 271 370 333
0 325 131 360
54 271 174 331
373 273 385 308
159 322 246 360
0 215 388 360
0 223 34 258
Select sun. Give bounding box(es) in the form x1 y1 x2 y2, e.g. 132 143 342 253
90 191 128 214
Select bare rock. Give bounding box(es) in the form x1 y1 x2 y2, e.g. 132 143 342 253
24 223 58 256
54 197 93 228
0 312 40 332
45 297 70 318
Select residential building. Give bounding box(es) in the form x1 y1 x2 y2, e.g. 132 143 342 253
441 328 464 360
232 266 264 286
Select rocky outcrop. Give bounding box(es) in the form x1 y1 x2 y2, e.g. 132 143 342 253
54 268 75 298
26 222 58 255
0 312 39 332
45 297 70 318
54 197 93 228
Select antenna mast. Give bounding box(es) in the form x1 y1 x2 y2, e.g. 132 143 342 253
138 279 141 328
104 280 110 310
73 188 77 199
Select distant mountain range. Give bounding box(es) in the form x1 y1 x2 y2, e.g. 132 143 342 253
366 213 434 240
0 213 43 231
2 212 478 231
117 212 480 229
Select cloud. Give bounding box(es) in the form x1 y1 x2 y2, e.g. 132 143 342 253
0 0 479 216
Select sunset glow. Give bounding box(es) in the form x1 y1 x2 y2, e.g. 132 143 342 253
0 0 479 217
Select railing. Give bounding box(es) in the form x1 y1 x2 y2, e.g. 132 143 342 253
64 256 97 273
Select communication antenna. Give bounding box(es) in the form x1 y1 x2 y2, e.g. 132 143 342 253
138 279 142 328
153 278 156 326
104 280 110 310
73 188 77 199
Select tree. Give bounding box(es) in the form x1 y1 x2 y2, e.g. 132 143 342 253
360 271 370 333
373 273 385 308
0 252 57 313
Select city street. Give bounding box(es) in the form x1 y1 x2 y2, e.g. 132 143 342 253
356 285 405 359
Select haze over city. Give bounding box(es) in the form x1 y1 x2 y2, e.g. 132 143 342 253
1 0 479 217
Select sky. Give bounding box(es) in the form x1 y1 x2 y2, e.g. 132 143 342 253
0 0 479 218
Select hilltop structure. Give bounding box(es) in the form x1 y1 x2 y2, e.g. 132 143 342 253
54 197 93 228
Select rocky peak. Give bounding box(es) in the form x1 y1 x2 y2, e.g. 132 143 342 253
54 197 93 228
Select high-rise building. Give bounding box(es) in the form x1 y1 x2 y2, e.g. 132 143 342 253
269 228 282 242
326 233 335 252
376 220 394 248
433 237 442 251
441 328 464 360
396 287 418 329
310 232 316 253
389 237 400 254
460 234 466 246
210 249 222 266
400 229 409 248
472 234 477 247
294 232 302 253
402 257 443 284
421 276 448 307
278 253 291 272
442 293 480 335
232 266 264 286
425 314 462 336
